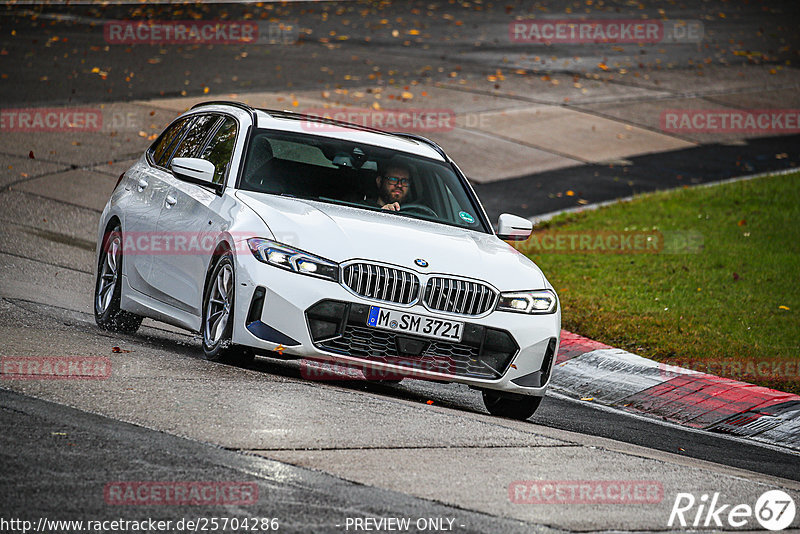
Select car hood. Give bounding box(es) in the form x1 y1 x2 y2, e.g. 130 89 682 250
236 191 547 291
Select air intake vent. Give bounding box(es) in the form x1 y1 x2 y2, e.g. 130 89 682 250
343 263 420 305
424 277 496 316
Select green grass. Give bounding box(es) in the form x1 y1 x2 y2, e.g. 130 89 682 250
523 171 800 393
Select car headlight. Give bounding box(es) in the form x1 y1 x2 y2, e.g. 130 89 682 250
247 238 339 282
496 289 557 314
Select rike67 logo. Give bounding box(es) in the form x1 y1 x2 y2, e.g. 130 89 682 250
669 490 796 531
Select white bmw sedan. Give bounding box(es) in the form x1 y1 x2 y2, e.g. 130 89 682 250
95 101 560 419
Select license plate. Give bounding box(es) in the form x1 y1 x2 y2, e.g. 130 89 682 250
367 306 464 342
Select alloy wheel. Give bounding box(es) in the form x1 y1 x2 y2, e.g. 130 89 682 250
205 263 233 346
96 235 121 314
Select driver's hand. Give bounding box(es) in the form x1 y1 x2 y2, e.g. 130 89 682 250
381 202 401 211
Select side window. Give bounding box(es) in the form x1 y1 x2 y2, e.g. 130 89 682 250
200 117 238 184
172 114 220 161
150 117 191 168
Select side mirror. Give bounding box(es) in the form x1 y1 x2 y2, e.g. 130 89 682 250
497 213 532 241
171 157 222 193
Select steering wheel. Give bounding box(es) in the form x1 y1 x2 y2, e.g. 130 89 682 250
399 203 438 218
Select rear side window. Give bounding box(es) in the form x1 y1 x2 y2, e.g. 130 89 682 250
172 114 221 160
200 117 238 184
150 117 191 167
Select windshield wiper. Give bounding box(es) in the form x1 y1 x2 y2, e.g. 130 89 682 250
316 196 373 209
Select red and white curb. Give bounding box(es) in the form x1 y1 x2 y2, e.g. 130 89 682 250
551 331 800 451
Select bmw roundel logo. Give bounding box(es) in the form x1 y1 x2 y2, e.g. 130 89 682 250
414 258 429 268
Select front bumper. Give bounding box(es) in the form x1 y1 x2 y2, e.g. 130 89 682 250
231 251 561 396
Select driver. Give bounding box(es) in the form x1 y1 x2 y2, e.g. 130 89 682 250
376 160 413 211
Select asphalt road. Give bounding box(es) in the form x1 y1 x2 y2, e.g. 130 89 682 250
1 295 798 532
1 1 798 105
1 387 545 534
2 1 800 532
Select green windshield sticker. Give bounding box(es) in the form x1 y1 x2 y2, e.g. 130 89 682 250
459 211 475 224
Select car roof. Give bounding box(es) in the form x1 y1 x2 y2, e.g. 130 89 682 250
190 101 447 163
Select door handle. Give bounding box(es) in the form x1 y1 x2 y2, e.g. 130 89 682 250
137 179 148 192
165 194 177 208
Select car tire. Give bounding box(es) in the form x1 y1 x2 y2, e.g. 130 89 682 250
482 390 542 420
202 252 255 366
94 224 143 334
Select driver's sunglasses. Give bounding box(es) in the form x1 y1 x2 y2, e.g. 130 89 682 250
384 176 411 186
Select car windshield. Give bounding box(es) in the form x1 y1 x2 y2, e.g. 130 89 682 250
240 129 490 233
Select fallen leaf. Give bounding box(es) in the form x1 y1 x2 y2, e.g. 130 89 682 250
737 219 746 226
779 305 790 310
111 346 131 353
580 397 594 401
426 400 434 405
28 151 34 159
732 272 740 281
